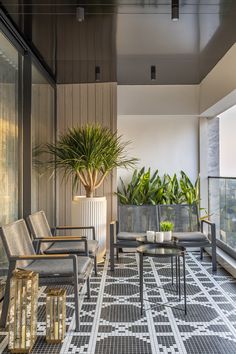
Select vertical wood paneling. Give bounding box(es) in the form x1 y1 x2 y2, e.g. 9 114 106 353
57 82 117 247
56 14 116 84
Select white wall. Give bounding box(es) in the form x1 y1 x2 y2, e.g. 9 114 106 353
118 85 199 184
118 85 199 116
118 115 199 183
118 42 236 189
219 105 236 177
200 44 236 117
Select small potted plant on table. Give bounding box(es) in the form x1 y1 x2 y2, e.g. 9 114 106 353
160 221 174 241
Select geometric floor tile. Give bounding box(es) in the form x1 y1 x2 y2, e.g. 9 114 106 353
1 252 236 354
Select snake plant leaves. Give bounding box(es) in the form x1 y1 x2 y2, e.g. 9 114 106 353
117 167 200 207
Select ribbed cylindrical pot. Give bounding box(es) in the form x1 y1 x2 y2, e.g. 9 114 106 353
72 196 107 263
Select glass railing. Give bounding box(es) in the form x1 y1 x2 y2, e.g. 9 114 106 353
208 177 236 259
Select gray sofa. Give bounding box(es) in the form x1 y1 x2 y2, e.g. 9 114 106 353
110 204 217 271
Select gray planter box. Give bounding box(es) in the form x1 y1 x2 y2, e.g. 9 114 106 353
118 204 199 233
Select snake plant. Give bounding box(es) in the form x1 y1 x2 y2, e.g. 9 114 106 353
117 167 200 206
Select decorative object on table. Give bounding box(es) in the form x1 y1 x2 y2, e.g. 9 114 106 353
155 231 164 243
46 288 66 343
160 221 174 241
44 124 137 263
8 269 38 353
146 230 155 243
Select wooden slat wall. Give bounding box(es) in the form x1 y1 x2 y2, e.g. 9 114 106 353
57 82 117 247
56 14 116 84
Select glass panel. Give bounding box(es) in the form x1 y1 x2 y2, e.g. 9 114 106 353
31 64 55 227
209 177 236 258
0 31 20 276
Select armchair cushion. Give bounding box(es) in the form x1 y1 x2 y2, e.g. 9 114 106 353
24 256 91 277
46 240 98 256
117 232 146 241
173 231 208 242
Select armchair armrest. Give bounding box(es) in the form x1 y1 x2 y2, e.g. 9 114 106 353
55 225 96 240
44 236 86 241
10 253 74 260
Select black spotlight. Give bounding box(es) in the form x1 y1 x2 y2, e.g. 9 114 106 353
151 65 156 81
95 66 101 81
76 7 85 22
172 0 179 21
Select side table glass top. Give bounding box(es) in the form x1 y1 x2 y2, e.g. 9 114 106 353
137 243 185 257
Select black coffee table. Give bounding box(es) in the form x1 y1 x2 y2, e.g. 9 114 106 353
137 243 187 315
136 235 178 288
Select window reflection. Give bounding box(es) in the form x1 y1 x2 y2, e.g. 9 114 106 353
0 31 19 273
31 65 55 226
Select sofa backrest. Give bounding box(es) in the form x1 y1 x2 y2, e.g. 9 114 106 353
118 203 199 232
158 204 200 232
118 205 159 232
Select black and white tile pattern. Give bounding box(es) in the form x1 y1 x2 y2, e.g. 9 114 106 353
1 252 236 354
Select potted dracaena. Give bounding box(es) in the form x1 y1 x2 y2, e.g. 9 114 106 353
44 124 137 262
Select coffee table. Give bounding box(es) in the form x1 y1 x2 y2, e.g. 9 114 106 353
137 243 187 315
136 235 178 286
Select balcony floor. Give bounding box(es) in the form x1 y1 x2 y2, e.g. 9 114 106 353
1 252 236 354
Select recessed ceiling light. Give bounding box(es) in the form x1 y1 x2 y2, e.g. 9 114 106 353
95 66 101 81
172 0 179 21
76 7 85 22
151 65 156 81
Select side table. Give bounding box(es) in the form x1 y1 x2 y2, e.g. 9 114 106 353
137 243 187 315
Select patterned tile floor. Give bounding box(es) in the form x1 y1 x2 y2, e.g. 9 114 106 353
1 252 236 354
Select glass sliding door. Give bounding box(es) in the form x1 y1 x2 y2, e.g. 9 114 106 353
31 64 55 226
0 31 21 275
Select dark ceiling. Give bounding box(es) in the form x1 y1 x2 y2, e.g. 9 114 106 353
1 0 236 85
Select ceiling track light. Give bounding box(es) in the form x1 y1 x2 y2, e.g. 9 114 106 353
95 66 101 81
172 0 179 21
151 65 156 81
76 7 85 22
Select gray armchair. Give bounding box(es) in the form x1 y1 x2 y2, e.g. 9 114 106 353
27 211 99 275
0 219 93 332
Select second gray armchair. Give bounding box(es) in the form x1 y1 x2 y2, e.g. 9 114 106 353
27 211 99 275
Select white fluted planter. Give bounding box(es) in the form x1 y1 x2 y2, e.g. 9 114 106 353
72 196 107 263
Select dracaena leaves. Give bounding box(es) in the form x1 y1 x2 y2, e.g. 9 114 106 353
43 124 138 197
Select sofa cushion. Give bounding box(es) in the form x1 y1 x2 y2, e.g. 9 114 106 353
24 256 91 277
45 240 98 256
117 232 146 241
173 232 208 242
